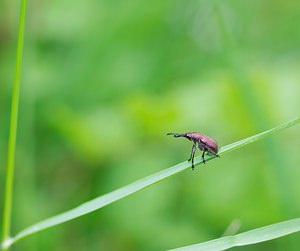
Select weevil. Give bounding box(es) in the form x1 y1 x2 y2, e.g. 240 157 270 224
167 132 219 170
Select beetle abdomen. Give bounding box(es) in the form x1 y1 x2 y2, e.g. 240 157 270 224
199 134 219 154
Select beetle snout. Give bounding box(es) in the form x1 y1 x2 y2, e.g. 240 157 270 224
167 133 184 138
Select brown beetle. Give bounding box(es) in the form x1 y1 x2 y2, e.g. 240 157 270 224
167 132 219 170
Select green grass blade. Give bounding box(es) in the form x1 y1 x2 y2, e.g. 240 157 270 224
3 117 300 248
2 0 28 249
5 161 191 247
219 117 300 154
168 217 300 251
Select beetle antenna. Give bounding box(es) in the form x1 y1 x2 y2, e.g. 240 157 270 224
166 133 186 138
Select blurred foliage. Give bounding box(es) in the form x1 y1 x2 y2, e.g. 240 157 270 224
1 0 300 250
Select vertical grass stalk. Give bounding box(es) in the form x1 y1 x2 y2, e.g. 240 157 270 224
2 0 28 248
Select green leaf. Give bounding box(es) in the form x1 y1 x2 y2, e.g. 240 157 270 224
3 117 300 248
168 217 300 251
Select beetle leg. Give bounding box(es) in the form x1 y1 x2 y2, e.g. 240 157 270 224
202 150 206 164
188 143 196 161
188 143 197 170
211 152 220 158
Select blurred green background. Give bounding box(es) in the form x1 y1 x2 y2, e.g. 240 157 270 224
1 0 300 250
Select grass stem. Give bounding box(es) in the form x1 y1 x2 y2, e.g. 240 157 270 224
2 0 28 249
